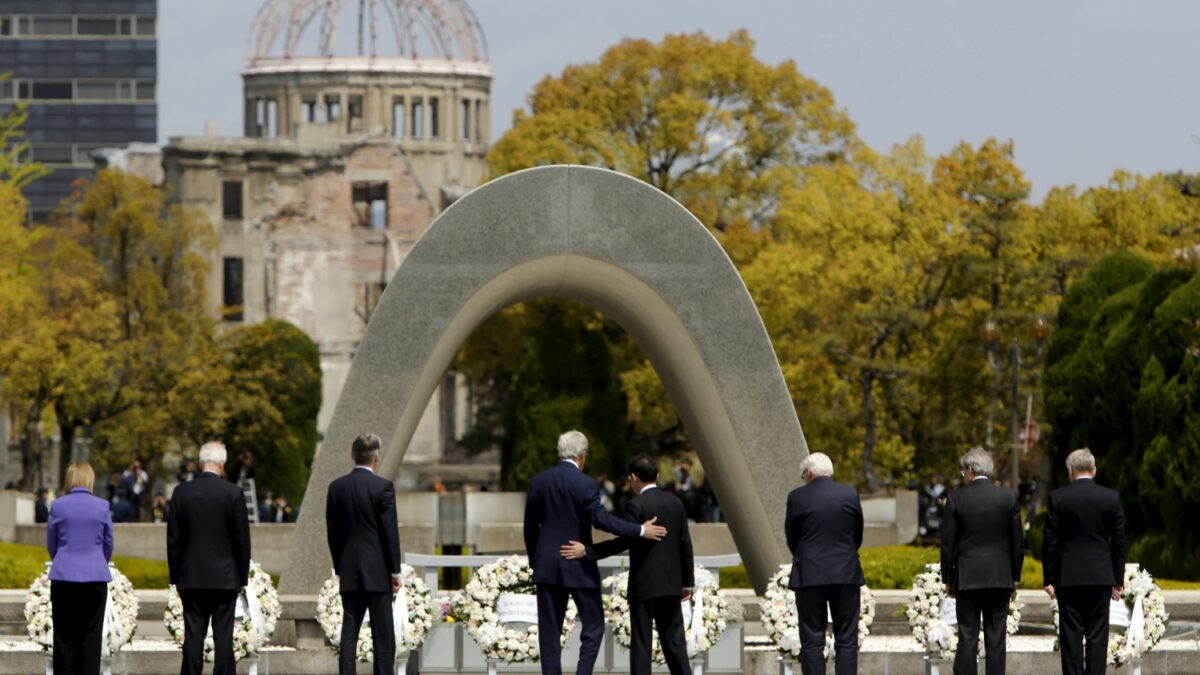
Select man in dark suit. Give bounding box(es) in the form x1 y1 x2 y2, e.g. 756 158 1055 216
560 454 695 675
1043 448 1125 675
940 447 1023 675
326 433 402 675
785 452 865 675
524 431 667 675
167 442 252 675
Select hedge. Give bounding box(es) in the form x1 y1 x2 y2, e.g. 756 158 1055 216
0 542 169 589
719 545 1200 590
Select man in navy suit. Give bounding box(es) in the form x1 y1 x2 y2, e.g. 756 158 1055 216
524 431 667 675
785 452 865 675
326 433 402 675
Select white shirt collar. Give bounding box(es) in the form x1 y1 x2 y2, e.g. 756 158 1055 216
639 484 658 494
561 458 580 470
354 465 374 474
1074 476 1093 481
972 476 989 482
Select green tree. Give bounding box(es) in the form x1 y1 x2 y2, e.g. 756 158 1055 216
51 170 216 478
489 30 856 233
468 30 860 480
1043 251 1200 579
221 320 322 503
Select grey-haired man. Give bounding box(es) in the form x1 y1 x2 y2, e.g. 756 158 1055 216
940 448 1023 675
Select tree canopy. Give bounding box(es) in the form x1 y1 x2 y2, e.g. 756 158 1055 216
1044 252 1200 579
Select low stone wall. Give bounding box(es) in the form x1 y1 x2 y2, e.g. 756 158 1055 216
13 523 436 575
0 491 33 544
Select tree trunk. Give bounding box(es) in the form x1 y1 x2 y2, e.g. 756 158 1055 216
57 421 76 490
18 406 43 492
861 369 880 494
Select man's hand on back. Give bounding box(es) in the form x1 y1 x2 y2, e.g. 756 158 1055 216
641 516 666 541
560 540 586 560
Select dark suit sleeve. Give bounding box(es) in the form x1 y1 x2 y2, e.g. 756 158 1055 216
1110 496 1126 585
1042 492 1058 587
587 500 640 560
167 494 181 586
523 485 540 559
233 488 251 587
681 513 694 588
784 493 797 555
586 485 642 539
939 492 958 589
1009 493 1024 585
326 486 343 575
853 492 864 550
378 481 402 575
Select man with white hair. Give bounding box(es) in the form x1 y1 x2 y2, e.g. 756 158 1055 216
523 431 667 675
1043 448 1125 675
940 447 1023 675
784 452 864 675
167 442 252 675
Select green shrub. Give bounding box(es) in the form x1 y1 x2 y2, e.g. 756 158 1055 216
0 542 170 589
861 546 940 589
719 564 751 589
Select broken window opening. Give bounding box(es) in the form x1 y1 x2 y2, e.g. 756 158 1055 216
352 182 388 230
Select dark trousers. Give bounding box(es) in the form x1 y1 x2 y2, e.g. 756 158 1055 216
536 583 604 675
795 585 859 675
953 588 1010 675
340 591 395 675
51 580 107 675
629 595 690 675
1057 586 1110 675
180 589 238 675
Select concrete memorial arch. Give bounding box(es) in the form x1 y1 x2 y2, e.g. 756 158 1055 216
281 165 809 594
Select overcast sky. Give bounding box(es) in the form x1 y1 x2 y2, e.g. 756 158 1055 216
160 0 1200 199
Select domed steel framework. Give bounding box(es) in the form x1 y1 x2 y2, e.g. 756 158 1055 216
248 0 488 64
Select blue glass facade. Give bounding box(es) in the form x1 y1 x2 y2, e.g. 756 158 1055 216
0 0 157 221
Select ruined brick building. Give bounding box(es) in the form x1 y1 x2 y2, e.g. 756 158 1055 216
162 0 493 481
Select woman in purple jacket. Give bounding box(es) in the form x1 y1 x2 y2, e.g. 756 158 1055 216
47 462 114 675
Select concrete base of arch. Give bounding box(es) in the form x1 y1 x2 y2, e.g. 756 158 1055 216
280 165 808 595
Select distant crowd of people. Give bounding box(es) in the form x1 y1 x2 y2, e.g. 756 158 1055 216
594 461 722 524
26 448 297 526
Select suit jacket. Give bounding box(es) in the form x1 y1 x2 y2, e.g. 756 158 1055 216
47 488 113 583
785 476 865 589
326 466 402 593
167 473 251 590
940 478 1023 592
1042 478 1125 587
587 486 694 601
524 461 643 588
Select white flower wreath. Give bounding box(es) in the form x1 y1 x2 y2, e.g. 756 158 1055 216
316 564 434 662
165 560 280 661
25 562 139 659
758 564 874 661
602 566 729 663
1049 563 1169 668
452 555 576 664
906 563 1021 662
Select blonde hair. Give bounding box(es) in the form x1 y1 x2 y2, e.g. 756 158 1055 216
63 462 96 493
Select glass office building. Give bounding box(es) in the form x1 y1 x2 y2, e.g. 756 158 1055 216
0 0 157 221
